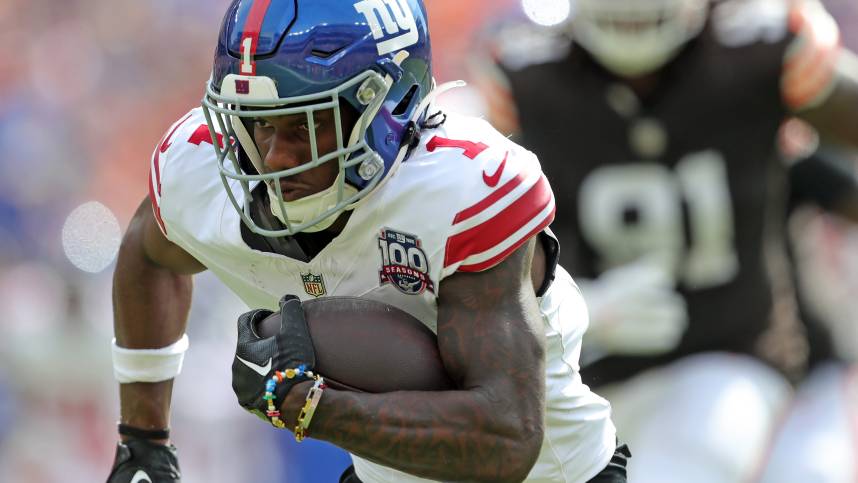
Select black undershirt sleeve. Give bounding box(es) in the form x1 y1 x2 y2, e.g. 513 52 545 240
788 147 858 211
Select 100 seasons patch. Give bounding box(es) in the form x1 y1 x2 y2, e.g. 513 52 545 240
378 228 435 295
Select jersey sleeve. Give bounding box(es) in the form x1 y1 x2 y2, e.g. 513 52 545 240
781 0 842 111
438 132 556 276
148 112 194 237
147 109 224 239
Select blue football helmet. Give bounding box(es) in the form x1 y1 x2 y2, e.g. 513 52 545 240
202 0 433 236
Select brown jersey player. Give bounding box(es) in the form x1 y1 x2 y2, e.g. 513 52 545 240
475 0 858 481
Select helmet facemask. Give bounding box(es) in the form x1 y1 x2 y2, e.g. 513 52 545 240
205 0 434 237
202 70 391 236
571 0 708 77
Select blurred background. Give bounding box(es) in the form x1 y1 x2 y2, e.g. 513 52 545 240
0 0 854 482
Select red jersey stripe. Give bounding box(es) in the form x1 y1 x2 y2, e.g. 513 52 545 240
445 174 552 268
152 146 163 199
149 112 192 236
452 170 527 225
148 161 167 235
152 112 192 194
457 206 555 272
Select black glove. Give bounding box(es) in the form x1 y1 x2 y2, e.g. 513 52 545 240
106 439 180 483
232 294 316 423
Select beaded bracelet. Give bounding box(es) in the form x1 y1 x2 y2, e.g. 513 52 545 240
263 364 326 439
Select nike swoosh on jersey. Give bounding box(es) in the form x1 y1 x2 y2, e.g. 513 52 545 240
482 152 508 188
130 470 153 483
236 355 272 376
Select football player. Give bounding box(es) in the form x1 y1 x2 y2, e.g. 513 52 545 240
474 0 858 482
755 130 858 483
106 1 628 482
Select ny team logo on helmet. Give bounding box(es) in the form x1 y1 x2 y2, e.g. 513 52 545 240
355 0 419 55
202 0 433 236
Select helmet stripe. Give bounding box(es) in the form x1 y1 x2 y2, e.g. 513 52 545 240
240 0 273 75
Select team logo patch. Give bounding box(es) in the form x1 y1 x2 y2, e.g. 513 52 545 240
353 0 419 56
234 79 250 95
301 272 326 298
378 228 435 295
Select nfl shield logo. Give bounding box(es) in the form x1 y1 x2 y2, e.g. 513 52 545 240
301 272 326 298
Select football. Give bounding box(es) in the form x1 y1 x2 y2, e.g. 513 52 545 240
255 296 454 393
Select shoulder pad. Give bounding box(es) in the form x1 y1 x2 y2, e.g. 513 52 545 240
149 108 223 236
414 114 555 274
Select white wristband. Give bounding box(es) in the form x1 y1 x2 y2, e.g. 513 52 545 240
111 334 190 383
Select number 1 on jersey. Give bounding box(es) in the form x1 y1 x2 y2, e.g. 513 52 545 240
426 136 489 159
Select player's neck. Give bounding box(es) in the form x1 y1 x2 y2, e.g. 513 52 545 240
292 211 352 258
326 210 352 234
242 184 352 260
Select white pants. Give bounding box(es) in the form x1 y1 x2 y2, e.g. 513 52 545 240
598 352 792 483
756 362 858 483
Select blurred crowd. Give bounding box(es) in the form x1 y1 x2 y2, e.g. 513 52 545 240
0 0 518 481
0 0 854 482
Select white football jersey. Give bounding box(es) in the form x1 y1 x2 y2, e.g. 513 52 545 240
150 107 616 482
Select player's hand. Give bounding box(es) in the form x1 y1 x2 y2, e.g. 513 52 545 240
579 260 688 357
106 439 181 483
232 294 316 422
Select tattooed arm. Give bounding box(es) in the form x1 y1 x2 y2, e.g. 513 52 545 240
282 238 546 482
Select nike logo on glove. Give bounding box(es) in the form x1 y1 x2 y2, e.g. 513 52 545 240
236 355 272 376
482 152 508 188
131 470 152 483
